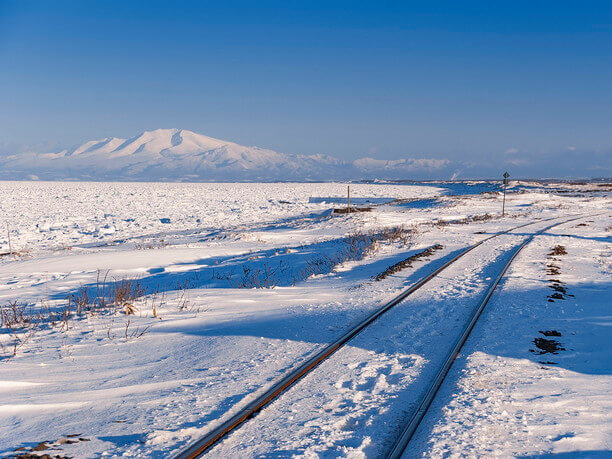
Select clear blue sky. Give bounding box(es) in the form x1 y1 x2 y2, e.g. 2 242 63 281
1 0 611 177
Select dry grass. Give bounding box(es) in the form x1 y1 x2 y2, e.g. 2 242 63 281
1 225 420 357
112 278 146 314
134 239 169 250
299 226 418 282
0 301 28 329
379 225 417 246
0 300 76 358
0 275 159 360
66 273 147 316
235 263 282 288
374 244 443 281
225 226 418 288
436 213 494 227
0 249 31 259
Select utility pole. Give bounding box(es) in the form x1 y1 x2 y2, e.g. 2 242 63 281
347 185 351 213
502 172 509 216
6 222 12 255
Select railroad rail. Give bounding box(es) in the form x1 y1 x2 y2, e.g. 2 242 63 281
175 214 586 458
386 213 590 458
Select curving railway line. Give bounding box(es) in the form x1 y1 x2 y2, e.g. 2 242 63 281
175 214 592 458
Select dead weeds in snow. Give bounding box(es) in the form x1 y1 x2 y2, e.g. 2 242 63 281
0 274 184 360
227 225 419 288
435 213 495 228
374 244 443 281
299 226 418 282
134 239 169 250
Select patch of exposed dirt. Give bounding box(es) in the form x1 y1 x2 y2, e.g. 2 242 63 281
531 337 566 355
546 275 573 302
12 454 69 459
546 245 573 302
539 329 562 337
11 435 90 458
549 245 568 256
531 330 566 363
533 244 573 364
374 244 443 281
333 207 372 214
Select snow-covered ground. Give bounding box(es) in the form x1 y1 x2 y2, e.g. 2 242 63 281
0 180 609 458
0 181 443 256
408 217 612 458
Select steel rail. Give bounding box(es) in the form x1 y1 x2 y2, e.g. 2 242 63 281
386 213 590 459
174 215 570 459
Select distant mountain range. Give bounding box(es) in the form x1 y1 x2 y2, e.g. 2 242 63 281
0 128 450 181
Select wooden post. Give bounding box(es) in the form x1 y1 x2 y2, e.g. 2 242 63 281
6 222 12 255
347 186 351 213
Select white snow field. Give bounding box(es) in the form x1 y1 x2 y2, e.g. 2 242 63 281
0 180 609 458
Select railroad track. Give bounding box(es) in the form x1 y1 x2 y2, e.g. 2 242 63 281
385 213 590 458
175 214 589 459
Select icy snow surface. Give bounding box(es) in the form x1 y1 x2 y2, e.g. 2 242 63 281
0 180 609 458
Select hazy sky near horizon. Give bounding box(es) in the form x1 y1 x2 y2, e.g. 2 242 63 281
1 1 611 177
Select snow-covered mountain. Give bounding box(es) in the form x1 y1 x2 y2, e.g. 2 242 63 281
0 128 449 181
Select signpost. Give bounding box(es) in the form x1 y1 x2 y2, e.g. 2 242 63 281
347 186 351 213
502 172 510 216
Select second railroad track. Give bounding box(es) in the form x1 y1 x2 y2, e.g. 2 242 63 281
175 214 591 458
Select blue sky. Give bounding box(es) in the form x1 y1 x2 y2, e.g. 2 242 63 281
1 1 611 178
